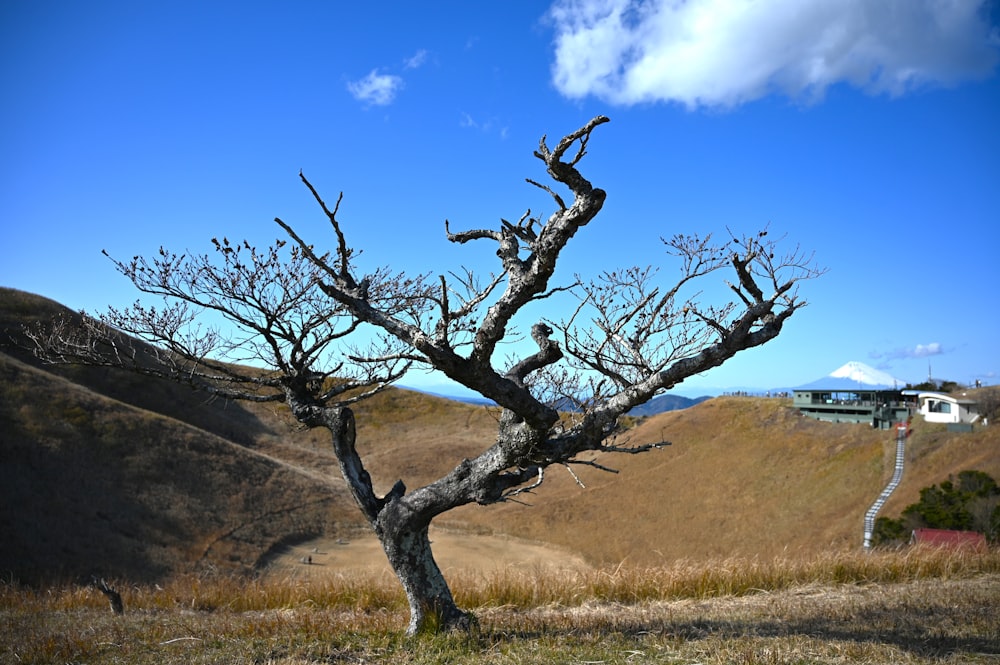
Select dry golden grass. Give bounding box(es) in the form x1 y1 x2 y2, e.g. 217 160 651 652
0 351 360 583
879 415 1000 517
261 527 592 578
3 548 997 664
449 396 1000 567
3 287 1000 596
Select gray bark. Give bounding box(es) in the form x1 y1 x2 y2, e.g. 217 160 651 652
376 503 470 634
284 393 470 632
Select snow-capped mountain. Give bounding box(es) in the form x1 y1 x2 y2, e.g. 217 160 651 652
795 361 906 390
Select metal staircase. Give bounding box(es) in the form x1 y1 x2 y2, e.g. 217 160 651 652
863 421 909 550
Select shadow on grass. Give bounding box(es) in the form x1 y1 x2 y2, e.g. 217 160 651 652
474 579 1000 661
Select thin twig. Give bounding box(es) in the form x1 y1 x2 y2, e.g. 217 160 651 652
160 637 204 645
564 463 587 488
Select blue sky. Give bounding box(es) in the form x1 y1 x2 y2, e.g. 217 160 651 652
2 1 998 396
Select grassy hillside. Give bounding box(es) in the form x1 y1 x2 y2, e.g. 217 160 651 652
446 397 874 564
0 288 505 584
2 287 997 586
0 287 274 446
0 289 366 583
879 414 1000 517
457 396 999 565
0 352 366 584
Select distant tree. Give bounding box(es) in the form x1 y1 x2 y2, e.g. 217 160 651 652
955 469 999 498
905 379 962 393
974 386 1000 424
873 470 1000 546
872 516 908 544
904 479 975 531
29 116 822 633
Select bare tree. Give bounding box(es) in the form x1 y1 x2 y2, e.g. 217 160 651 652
30 115 821 633
91 577 124 615
974 386 1000 424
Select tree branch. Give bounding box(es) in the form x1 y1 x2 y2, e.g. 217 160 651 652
279 119 621 431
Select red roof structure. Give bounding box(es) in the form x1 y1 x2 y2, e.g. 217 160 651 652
910 528 987 550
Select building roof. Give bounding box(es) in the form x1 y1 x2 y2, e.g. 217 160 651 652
910 528 987 549
794 380 902 391
906 391 978 405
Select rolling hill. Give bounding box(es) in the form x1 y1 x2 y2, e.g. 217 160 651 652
0 289 365 583
452 396 999 565
1 287 997 584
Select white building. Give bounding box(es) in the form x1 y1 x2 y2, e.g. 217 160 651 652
913 392 980 425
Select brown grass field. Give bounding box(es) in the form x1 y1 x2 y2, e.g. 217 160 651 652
3 548 998 664
2 287 1000 662
262 527 591 577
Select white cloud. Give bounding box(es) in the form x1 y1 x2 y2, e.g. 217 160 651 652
404 49 429 70
871 342 945 361
460 112 479 128
911 343 944 358
548 0 1000 108
459 112 509 138
347 69 404 106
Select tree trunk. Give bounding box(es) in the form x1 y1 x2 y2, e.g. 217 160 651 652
376 503 471 635
315 404 470 634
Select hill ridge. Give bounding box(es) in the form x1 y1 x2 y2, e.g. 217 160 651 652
2 287 997 583
0 341 358 583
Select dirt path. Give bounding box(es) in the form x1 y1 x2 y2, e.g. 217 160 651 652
262 526 591 578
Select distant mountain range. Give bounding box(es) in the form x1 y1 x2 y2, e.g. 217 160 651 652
627 392 712 416
410 388 710 416
413 360 909 410
408 389 496 407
